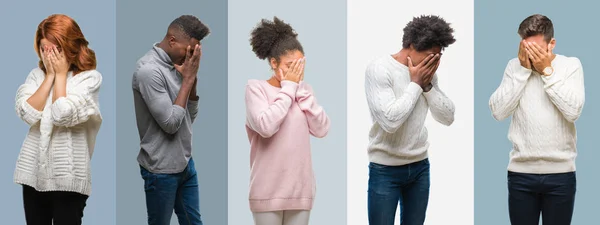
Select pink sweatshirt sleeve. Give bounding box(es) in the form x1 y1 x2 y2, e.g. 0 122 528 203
296 82 330 138
245 80 298 138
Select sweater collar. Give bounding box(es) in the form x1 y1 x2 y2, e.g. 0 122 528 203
152 43 175 70
387 54 409 72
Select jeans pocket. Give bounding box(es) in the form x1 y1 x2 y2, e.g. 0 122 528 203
140 167 156 192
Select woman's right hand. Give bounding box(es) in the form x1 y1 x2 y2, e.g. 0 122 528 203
280 58 304 83
41 46 55 77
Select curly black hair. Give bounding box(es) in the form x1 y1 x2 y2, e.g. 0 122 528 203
402 15 456 51
518 14 553 42
250 16 304 61
169 15 210 41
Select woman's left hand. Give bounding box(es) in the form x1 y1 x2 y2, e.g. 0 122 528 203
299 57 305 81
49 46 69 76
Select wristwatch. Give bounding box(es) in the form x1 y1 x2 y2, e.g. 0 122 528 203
542 66 554 76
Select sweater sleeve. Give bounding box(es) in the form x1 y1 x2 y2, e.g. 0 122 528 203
134 67 186 134
51 70 102 127
422 74 455 126
365 63 423 133
245 80 297 138
15 69 43 126
489 59 531 121
296 82 330 138
541 58 585 122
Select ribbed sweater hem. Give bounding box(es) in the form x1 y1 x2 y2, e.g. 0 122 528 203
14 170 91 196
249 198 314 213
508 160 575 174
369 150 428 166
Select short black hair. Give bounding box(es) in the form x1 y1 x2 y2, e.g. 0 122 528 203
402 15 456 51
250 16 304 61
518 14 553 42
169 15 210 41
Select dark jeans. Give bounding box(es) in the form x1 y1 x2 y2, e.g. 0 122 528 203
22 184 88 225
508 171 576 225
141 158 203 225
368 158 430 225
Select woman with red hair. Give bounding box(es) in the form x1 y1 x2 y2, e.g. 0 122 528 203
14 14 102 225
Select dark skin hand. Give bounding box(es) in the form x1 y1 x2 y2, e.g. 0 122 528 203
408 54 441 90
525 42 554 75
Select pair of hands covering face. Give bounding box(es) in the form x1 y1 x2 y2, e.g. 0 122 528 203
408 54 441 90
41 45 69 77
518 40 553 74
278 57 305 83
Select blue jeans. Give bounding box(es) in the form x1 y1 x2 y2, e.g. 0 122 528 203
140 158 203 225
508 171 576 225
368 159 430 225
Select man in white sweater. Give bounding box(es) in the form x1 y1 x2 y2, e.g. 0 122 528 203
489 14 584 225
364 15 455 225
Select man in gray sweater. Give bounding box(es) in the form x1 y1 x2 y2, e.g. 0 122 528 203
132 15 210 225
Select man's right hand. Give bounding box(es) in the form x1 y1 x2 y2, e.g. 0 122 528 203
518 40 531 69
175 44 201 83
408 54 439 88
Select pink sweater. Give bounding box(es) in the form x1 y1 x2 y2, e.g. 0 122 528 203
245 79 330 212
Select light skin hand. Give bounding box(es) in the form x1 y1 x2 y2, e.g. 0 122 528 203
525 42 552 74
50 46 69 77
49 46 69 103
518 40 531 69
25 47 56 111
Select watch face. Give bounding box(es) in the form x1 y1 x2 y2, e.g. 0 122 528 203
543 67 552 75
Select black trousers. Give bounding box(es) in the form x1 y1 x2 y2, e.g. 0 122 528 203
22 185 88 225
508 171 576 225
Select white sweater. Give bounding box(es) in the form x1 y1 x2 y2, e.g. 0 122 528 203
14 68 102 196
365 55 455 166
489 55 584 174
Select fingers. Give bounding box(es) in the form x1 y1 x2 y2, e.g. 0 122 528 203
547 43 553 55
185 45 192 62
419 54 435 67
426 54 440 68
407 57 414 68
279 68 285 80
529 42 544 56
191 44 201 61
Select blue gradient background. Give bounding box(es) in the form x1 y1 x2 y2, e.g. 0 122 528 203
475 0 599 224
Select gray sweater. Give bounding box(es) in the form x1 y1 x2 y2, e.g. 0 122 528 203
132 43 199 174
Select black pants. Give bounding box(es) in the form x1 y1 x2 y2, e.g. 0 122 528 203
22 185 88 225
508 171 576 225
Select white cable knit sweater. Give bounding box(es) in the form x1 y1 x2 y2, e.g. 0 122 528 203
489 55 584 174
365 55 455 166
14 68 102 196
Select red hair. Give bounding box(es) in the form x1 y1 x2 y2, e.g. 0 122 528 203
34 14 96 75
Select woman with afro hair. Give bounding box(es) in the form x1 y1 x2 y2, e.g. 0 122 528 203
244 16 331 225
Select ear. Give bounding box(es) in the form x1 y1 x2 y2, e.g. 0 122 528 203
549 38 556 51
168 36 177 47
269 57 278 70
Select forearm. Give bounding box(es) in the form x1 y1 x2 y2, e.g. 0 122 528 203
541 66 585 122
188 77 199 101
52 74 67 103
367 82 422 133
174 78 195 108
489 65 530 120
423 85 455 125
27 76 54 111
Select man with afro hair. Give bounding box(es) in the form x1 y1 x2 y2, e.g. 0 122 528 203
364 15 456 225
